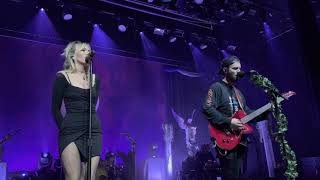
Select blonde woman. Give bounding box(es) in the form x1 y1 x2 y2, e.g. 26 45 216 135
52 41 102 180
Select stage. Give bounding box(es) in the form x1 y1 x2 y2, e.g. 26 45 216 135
0 0 320 179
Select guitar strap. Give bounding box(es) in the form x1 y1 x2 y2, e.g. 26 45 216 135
233 87 244 111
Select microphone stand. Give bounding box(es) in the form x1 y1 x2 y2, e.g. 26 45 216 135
86 54 93 180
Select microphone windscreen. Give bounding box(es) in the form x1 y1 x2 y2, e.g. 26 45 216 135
237 71 245 78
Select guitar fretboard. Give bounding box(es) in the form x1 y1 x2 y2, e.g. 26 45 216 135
241 103 272 124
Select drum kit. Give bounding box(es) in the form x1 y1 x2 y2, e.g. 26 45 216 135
180 143 221 180
96 132 136 180
95 152 126 180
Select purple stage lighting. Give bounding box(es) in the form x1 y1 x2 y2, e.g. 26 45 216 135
63 13 72 21
220 49 230 58
263 22 273 38
169 36 177 43
237 11 245 17
200 44 207 50
41 152 48 158
153 28 165 36
118 24 127 32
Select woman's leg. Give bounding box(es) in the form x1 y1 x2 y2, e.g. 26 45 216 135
61 142 82 180
80 156 100 180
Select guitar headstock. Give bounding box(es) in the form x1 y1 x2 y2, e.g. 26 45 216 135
276 91 296 103
281 91 296 100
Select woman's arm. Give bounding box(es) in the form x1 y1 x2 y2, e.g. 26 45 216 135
51 73 67 129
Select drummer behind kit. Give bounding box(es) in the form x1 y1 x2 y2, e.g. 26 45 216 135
0 129 22 180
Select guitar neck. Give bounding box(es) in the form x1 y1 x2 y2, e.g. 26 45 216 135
241 103 272 124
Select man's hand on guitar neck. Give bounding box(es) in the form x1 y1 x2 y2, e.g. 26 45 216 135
230 118 244 130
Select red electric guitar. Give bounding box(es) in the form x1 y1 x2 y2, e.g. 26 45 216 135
208 91 296 151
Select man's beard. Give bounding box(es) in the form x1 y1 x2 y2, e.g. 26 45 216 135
226 73 238 82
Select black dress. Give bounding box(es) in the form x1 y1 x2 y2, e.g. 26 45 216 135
51 73 102 161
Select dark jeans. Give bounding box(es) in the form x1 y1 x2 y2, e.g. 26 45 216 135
217 145 247 180
219 158 243 180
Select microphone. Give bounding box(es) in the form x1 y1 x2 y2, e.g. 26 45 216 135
237 70 258 79
236 71 246 79
85 50 95 63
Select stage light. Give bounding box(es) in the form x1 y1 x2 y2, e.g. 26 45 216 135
188 42 192 46
39 152 53 169
117 16 133 33
40 8 44 11
42 152 48 158
118 24 127 32
153 27 165 36
237 11 245 17
169 36 177 43
93 24 99 28
63 13 72 21
147 0 154 2
59 1 73 21
200 44 208 50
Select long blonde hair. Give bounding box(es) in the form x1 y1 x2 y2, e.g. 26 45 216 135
60 41 91 73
